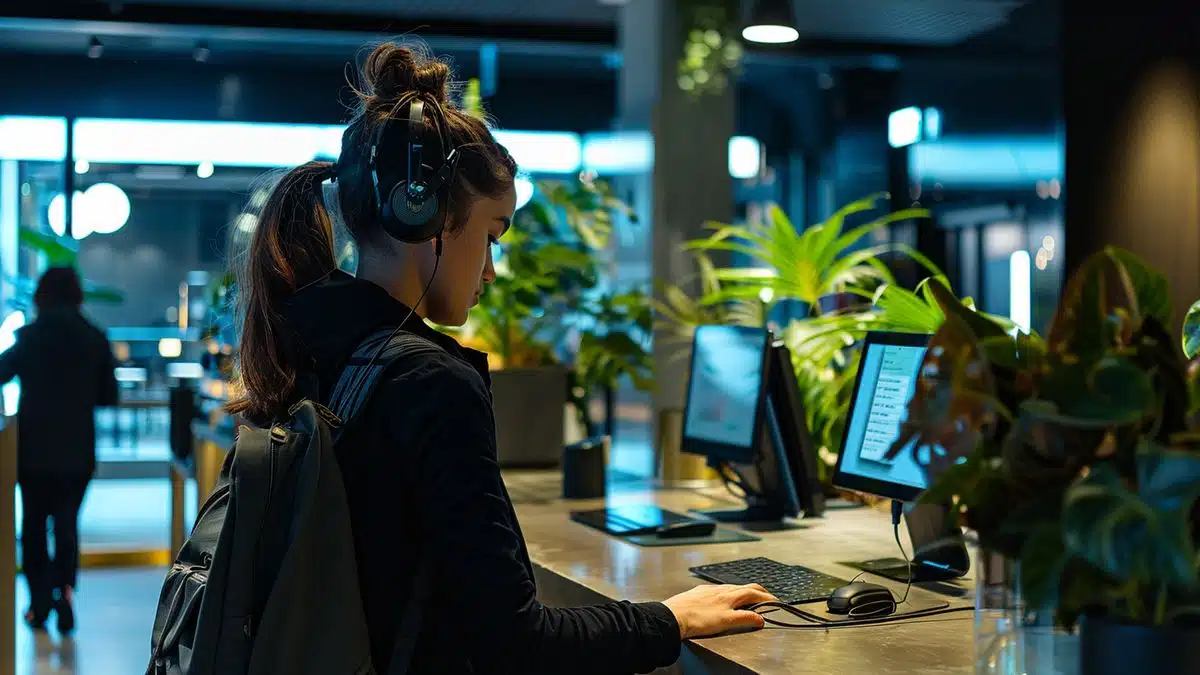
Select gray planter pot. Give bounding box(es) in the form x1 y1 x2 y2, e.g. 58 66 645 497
1081 615 1200 675
490 367 567 468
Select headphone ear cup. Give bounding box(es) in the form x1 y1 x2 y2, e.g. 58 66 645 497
385 182 443 243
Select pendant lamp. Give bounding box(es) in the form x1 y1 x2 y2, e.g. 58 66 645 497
742 0 800 44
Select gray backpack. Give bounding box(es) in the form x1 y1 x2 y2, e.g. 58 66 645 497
148 330 431 675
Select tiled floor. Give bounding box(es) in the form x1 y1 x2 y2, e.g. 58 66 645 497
15 567 162 675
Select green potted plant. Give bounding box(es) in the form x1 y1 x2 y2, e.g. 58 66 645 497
571 289 654 438
659 194 935 488
652 250 768 358
886 247 1200 674
457 177 649 465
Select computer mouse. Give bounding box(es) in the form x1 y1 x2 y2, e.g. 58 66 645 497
826 582 897 617
654 521 717 539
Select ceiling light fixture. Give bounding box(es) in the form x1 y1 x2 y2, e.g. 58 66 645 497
87 37 104 59
742 0 799 44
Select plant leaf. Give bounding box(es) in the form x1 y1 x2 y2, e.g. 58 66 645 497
18 228 77 267
1182 300 1200 359
1019 523 1070 611
1108 247 1173 329
1063 459 1197 587
1049 247 1140 357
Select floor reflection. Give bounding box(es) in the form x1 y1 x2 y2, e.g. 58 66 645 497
16 567 162 675
29 633 73 674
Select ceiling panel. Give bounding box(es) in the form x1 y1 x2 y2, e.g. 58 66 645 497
789 0 1022 45
132 0 622 24
124 0 1024 44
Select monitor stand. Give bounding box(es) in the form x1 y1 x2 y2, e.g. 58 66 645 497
693 401 802 527
845 503 971 583
694 493 784 524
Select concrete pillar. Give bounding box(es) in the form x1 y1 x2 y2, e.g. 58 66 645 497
619 0 736 419
1063 2 1200 332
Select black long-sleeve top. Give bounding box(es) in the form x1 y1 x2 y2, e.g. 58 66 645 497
0 308 117 480
282 270 682 674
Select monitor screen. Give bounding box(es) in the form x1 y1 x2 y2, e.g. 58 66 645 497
682 325 769 462
834 332 932 502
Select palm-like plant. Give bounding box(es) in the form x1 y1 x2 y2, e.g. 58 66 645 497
651 195 953 487
651 252 766 362
684 193 933 312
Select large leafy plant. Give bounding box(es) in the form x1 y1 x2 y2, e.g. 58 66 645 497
656 195 937 481
887 246 1200 629
651 252 767 361
684 193 932 311
461 178 653 433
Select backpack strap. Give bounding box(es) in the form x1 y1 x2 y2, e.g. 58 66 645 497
327 328 432 429
324 327 438 675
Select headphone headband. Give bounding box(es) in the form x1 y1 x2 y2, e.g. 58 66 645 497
405 99 425 199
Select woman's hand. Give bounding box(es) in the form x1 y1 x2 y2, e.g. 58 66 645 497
663 583 777 639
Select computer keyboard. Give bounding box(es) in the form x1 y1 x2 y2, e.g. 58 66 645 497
690 557 851 604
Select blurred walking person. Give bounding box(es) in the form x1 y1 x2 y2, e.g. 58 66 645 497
0 267 118 633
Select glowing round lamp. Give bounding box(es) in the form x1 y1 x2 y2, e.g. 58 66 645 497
742 0 799 44
86 183 131 235
46 183 131 239
47 192 82 238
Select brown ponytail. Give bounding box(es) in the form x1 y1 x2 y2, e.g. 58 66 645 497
227 160 336 421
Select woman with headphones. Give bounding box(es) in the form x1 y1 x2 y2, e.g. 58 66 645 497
230 42 774 674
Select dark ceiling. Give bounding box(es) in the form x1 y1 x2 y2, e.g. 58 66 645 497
0 0 1054 71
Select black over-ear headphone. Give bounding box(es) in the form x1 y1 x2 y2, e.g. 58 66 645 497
369 97 461 244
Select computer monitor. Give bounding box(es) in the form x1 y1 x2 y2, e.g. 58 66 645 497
768 340 826 518
832 331 970 582
681 325 824 524
681 325 769 464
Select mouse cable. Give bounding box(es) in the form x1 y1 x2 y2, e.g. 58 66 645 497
890 499 914 603
894 524 914 604
748 501 941 630
748 602 975 630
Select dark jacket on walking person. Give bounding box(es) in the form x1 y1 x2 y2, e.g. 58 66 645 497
0 266 118 633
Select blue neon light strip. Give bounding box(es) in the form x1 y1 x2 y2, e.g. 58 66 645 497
0 116 760 179
909 137 1063 185
580 131 761 178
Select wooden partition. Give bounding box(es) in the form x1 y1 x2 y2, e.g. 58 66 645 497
0 419 16 675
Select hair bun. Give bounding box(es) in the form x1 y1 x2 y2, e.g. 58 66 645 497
364 43 451 105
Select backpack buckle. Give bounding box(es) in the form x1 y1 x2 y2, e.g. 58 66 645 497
313 403 342 428
286 400 343 428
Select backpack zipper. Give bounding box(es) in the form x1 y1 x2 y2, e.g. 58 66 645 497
193 483 231 528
